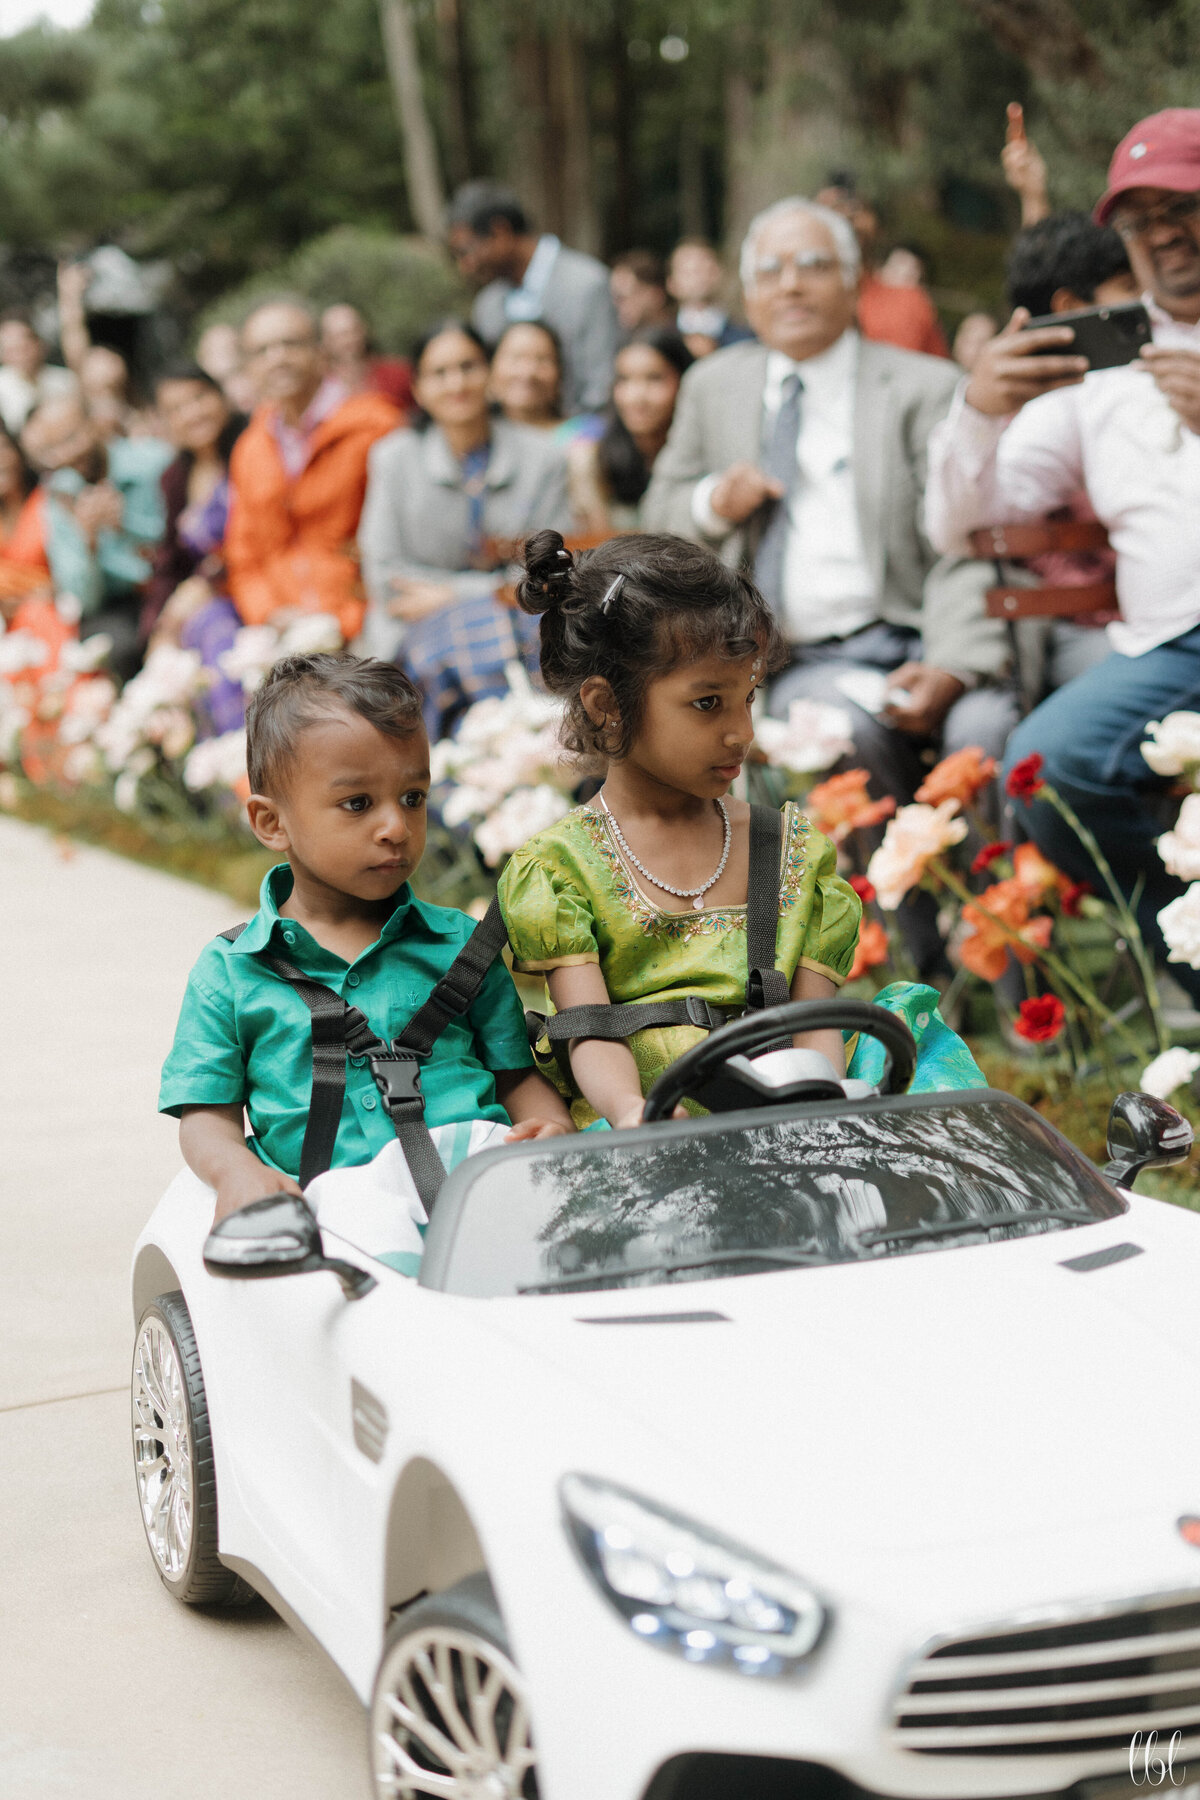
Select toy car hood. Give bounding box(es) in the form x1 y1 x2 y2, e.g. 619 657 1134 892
468 1193 1200 1576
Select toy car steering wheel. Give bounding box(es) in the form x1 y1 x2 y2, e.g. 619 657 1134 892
641 998 918 1122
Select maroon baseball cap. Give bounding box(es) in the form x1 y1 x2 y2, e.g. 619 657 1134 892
1095 109 1200 224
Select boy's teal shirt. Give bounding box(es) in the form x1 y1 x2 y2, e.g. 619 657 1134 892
159 865 533 1177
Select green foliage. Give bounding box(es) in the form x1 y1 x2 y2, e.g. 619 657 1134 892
0 0 1197 322
198 226 467 354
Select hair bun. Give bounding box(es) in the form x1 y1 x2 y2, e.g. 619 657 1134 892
517 529 575 617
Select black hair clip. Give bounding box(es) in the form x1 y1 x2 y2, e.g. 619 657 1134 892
599 573 626 615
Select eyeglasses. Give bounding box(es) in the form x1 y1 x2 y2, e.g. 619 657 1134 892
750 251 842 286
1112 191 1200 243
244 336 316 360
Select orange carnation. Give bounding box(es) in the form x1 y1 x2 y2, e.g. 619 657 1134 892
1012 841 1073 906
915 746 997 809
848 918 890 982
806 769 897 843
959 878 1054 983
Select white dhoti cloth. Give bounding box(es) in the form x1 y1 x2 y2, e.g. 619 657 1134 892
305 1119 512 1276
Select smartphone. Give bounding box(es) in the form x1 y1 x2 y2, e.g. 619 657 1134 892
1021 300 1151 370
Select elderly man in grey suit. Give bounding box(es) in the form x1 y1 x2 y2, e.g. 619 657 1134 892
643 195 1016 975
447 182 620 416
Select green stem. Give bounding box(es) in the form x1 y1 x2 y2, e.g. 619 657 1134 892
1040 781 1169 1054
928 858 1148 1061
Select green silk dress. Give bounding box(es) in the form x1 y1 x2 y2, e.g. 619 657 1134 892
497 800 861 1125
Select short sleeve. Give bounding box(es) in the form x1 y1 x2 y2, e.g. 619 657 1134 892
466 955 535 1072
798 830 862 986
159 947 248 1117
497 845 600 973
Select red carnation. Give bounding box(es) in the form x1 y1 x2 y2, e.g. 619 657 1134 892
1006 753 1046 803
971 840 1012 876
1012 995 1066 1043
849 874 876 904
1060 880 1091 918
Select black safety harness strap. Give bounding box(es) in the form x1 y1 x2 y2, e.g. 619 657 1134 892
218 897 509 1206
543 802 788 1051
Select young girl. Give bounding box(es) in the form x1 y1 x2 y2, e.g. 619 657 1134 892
497 530 863 1129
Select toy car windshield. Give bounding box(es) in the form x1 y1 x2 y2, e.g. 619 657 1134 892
421 1091 1126 1299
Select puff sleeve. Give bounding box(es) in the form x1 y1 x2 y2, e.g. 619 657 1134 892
796 829 862 986
497 845 601 973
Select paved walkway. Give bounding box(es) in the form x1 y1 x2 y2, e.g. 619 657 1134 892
0 819 366 1798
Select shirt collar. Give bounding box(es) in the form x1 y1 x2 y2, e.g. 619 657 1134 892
504 234 561 321
1145 292 1200 345
227 863 462 957
268 375 350 476
765 327 858 403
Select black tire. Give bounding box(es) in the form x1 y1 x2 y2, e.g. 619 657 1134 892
370 1572 538 1798
130 1290 255 1606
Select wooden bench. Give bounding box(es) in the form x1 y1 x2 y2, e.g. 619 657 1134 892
969 520 1116 620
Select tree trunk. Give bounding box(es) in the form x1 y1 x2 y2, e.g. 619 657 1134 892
378 0 446 239
723 14 856 254
435 0 478 187
607 0 634 254
551 18 601 254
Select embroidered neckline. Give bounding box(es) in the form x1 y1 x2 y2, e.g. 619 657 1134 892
573 802 810 935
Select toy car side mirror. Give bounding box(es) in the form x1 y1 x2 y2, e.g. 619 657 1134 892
1103 1092 1193 1189
203 1193 376 1298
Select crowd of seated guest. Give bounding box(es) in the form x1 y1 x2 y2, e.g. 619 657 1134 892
7 107 1200 1019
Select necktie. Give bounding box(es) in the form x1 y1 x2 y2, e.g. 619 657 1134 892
753 371 803 611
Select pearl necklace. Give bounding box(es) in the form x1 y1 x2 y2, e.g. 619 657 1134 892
601 795 731 910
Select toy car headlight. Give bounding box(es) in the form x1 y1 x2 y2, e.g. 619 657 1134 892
560 1473 827 1673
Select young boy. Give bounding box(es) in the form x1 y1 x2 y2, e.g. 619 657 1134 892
160 653 572 1259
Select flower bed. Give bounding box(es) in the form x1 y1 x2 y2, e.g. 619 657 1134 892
5 599 1199 1198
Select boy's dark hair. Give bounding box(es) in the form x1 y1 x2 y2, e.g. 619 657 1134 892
611 248 668 288
1006 212 1132 317
446 181 530 238
597 327 694 506
517 529 786 762
246 654 424 796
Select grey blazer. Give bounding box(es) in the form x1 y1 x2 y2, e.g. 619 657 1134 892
472 243 621 415
356 420 572 663
642 336 1008 680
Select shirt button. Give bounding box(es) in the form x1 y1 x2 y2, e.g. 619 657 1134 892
347 972 361 987
350 1054 366 1067
361 1093 377 1110
282 929 296 945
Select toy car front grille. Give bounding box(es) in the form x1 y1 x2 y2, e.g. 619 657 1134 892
892 1593 1200 1755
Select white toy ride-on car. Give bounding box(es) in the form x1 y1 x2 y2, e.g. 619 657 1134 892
130 999 1200 1800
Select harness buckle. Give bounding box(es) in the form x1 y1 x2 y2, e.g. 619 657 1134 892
368 1052 426 1117
684 996 730 1031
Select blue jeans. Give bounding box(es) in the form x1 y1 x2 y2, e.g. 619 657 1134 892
1002 625 1200 1001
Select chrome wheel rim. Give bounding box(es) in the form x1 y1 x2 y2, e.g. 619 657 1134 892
372 1626 537 1799
131 1315 194 1580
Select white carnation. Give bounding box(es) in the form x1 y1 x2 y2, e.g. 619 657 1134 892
0 630 50 675
1158 882 1200 970
113 769 142 813
474 785 570 867
1140 1046 1200 1101
278 614 344 657
59 634 113 674
1157 793 1200 881
218 626 281 692
754 700 854 774
1142 712 1200 777
183 729 248 793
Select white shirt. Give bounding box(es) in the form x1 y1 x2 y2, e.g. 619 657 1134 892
693 330 876 644
925 296 1200 659
503 235 561 324
0 362 79 436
